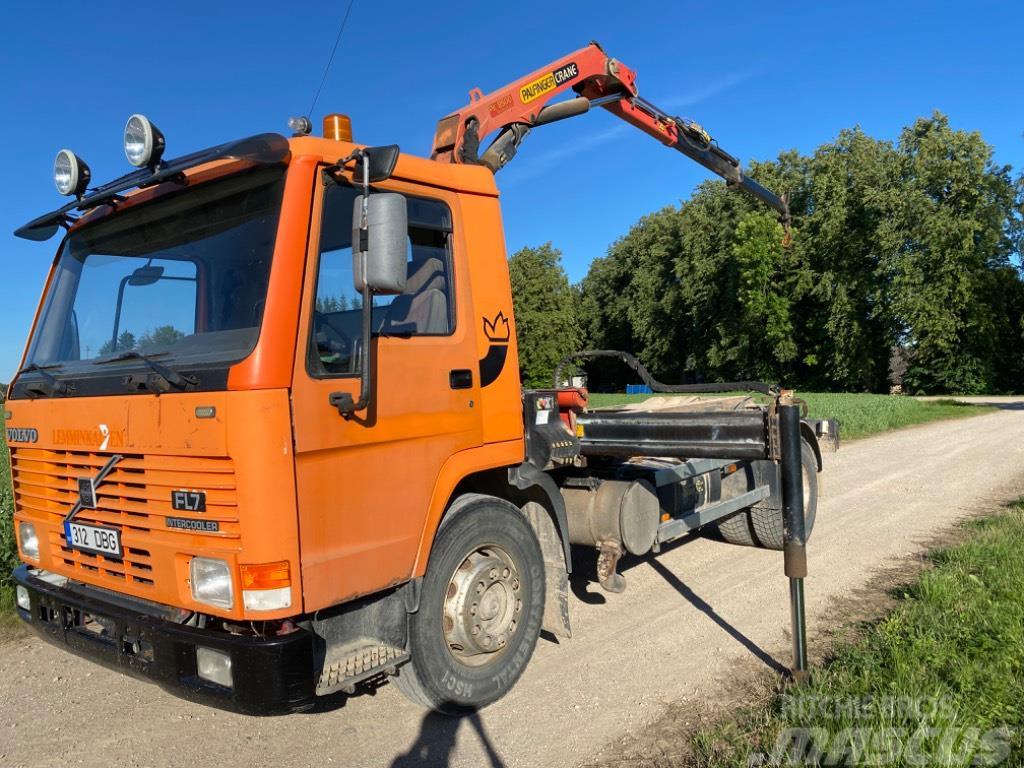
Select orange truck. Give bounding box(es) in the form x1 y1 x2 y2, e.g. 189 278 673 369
6 43 835 714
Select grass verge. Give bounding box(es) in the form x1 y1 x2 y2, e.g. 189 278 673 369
0 408 22 638
605 500 1024 767
586 392 993 440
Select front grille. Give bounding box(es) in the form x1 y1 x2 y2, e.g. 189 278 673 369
10 448 239 593
47 528 155 587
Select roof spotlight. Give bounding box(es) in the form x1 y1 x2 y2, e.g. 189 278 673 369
53 149 91 197
288 115 312 137
124 114 166 168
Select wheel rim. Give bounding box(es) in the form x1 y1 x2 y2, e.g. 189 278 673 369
442 544 523 667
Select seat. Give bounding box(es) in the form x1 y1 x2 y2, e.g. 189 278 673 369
382 257 449 334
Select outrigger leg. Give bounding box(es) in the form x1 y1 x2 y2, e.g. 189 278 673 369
779 401 809 681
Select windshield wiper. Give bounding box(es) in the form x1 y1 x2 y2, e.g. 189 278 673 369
93 351 197 392
17 363 72 397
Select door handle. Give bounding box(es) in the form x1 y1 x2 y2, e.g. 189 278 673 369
449 369 473 390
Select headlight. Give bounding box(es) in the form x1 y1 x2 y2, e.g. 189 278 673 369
18 522 39 560
190 557 233 609
124 114 165 168
53 149 91 197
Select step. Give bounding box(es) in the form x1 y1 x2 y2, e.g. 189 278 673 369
316 642 410 696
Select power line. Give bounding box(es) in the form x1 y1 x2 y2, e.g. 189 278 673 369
308 0 356 118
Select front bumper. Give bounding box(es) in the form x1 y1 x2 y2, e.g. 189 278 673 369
13 565 316 715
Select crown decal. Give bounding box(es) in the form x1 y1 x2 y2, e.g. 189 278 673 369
483 311 511 343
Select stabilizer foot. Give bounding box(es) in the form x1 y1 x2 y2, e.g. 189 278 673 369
596 541 626 593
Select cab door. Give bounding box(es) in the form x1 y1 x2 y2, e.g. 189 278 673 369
290 174 482 609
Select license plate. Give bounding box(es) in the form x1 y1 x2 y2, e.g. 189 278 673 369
64 521 122 558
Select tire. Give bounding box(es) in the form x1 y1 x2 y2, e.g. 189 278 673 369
394 495 545 713
712 439 818 550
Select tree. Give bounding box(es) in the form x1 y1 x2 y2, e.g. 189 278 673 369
138 326 184 352
887 113 1020 393
796 128 902 391
508 244 581 387
98 330 137 357
577 206 690 385
728 212 798 380
576 113 1024 394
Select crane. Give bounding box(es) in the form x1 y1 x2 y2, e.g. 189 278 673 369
431 41 791 230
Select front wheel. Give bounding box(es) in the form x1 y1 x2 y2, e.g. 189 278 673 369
394 495 545 713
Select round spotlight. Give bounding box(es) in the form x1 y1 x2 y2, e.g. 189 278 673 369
287 115 312 136
53 149 91 197
124 114 165 168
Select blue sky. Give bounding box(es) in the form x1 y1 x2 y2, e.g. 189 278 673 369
2 1 1022 380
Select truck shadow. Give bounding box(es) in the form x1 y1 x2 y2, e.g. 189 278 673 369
390 708 506 768
309 689 507 766
569 535 788 676
568 530 702 604
644 557 789 676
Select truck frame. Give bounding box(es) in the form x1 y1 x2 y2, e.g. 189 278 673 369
6 43 834 714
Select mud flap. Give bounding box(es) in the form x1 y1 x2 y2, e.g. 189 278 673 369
522 501 572 639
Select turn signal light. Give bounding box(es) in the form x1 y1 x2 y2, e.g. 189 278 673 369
322 113 353 142
240 561 291 611
240 561 290 590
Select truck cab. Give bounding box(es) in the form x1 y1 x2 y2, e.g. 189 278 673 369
8 122 538 713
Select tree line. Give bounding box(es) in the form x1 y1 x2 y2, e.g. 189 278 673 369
508 113 1024 394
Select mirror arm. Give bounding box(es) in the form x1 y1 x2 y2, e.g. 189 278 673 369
327 150 403 419
323 147 366 186
111 274 132 350
330 281 374 418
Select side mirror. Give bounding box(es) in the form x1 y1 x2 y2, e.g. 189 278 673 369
354 145 400 183
352 193 407 296
128 265 164 286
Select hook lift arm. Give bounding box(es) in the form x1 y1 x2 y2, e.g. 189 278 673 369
431 41 791 232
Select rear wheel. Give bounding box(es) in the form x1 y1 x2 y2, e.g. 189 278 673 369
712 439 818 550
394 495 545 713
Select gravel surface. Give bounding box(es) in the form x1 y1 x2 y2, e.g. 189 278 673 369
2 403 1023 768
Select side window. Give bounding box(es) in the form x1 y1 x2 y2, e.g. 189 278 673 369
309 184 455 377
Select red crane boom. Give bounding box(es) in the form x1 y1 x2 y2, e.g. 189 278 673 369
431 41 790 226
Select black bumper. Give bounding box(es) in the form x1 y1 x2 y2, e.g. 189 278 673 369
12 565 316 715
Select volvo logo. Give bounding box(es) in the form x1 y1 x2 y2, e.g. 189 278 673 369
5 427 39 444
65 454 123 523
78 477 98 509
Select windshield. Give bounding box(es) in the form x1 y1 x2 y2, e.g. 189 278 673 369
21 165 286 392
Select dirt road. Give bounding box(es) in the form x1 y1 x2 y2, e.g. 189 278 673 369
3 403 1024 768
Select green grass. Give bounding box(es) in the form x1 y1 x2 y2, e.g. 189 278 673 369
687 501 1024 767
586 392 993 440
1 406 16 632
0 409 18 626
0 404 27 641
